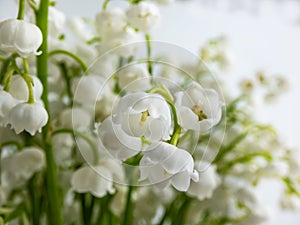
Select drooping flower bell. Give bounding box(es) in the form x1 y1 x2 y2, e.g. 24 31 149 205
0 19 43 57
139 142 199 191
6 102 48 135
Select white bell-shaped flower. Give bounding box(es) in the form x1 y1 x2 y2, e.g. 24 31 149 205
113 92 172 142
48 7 66 37
99 27 141 58
1 147 45 188
139 142 199 191
53 133 74 166
71 158 124 198
72 75 103 105
187 161 220 200
59 107 92 131
95 7 127 36
6 102 48 135
127 2 160 32
175 82 223 133
98 116 142 161
71 165 114 198
8 75 43 102
0 19 42 57
67 17 94 42
118 64 152 92
0 90 18 125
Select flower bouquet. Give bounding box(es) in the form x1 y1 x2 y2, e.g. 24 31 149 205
0 0 299 225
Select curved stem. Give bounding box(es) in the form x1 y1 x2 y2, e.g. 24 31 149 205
102 0 110 10
22 58 35 103
48 50 88 72
17 0 25 20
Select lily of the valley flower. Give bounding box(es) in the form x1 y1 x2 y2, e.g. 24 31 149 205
127 2 160 32
9 75 43 102
139 142 199 191
71 158 124 198
0 90 18 125
95 7 127 36
98 116 142 161
0 19 42 57
6 102 48 135
2 147 45 188
117 64 152 92
187 161 220 200
112 92 172 142
175 82 223 133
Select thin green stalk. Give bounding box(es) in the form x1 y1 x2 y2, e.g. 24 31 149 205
35 0 63 224
213 131 248 163
0 57 12 84
17 0 25 20
122 186 133 225
102 0 110 10
145 34 153 75
28 176 40 225
22 58 35 103
48 50 88 72
58 62 73 105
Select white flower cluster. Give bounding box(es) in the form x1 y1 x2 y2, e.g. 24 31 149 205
0 18 48 136
0 1 299 225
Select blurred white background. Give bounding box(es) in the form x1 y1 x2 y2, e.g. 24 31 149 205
1 0 300 224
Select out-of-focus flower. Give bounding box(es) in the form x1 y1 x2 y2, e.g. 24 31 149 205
72 75 103 105
6 102 48 135
95 7 127 36
59 107 92 131
118 64 152 92
280 193 300 210
175 82 223 133
187 161 220 200
99 27 141 57
71 158 124 198
0 19 42 57
1 147 45 188
139 142 199 191
127 2 160 32
0 90 18 125
48 7 66 37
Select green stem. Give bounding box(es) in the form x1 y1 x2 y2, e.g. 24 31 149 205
58 62 73 105
22 58 35 103
102 0 110 10
48 50 88 72
3 67 14 92
0 57 12 84
213 131 248 163
28 176 40 225
17 0 25 20
122 186 133 225
35 0 63 224
145 34 153 76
